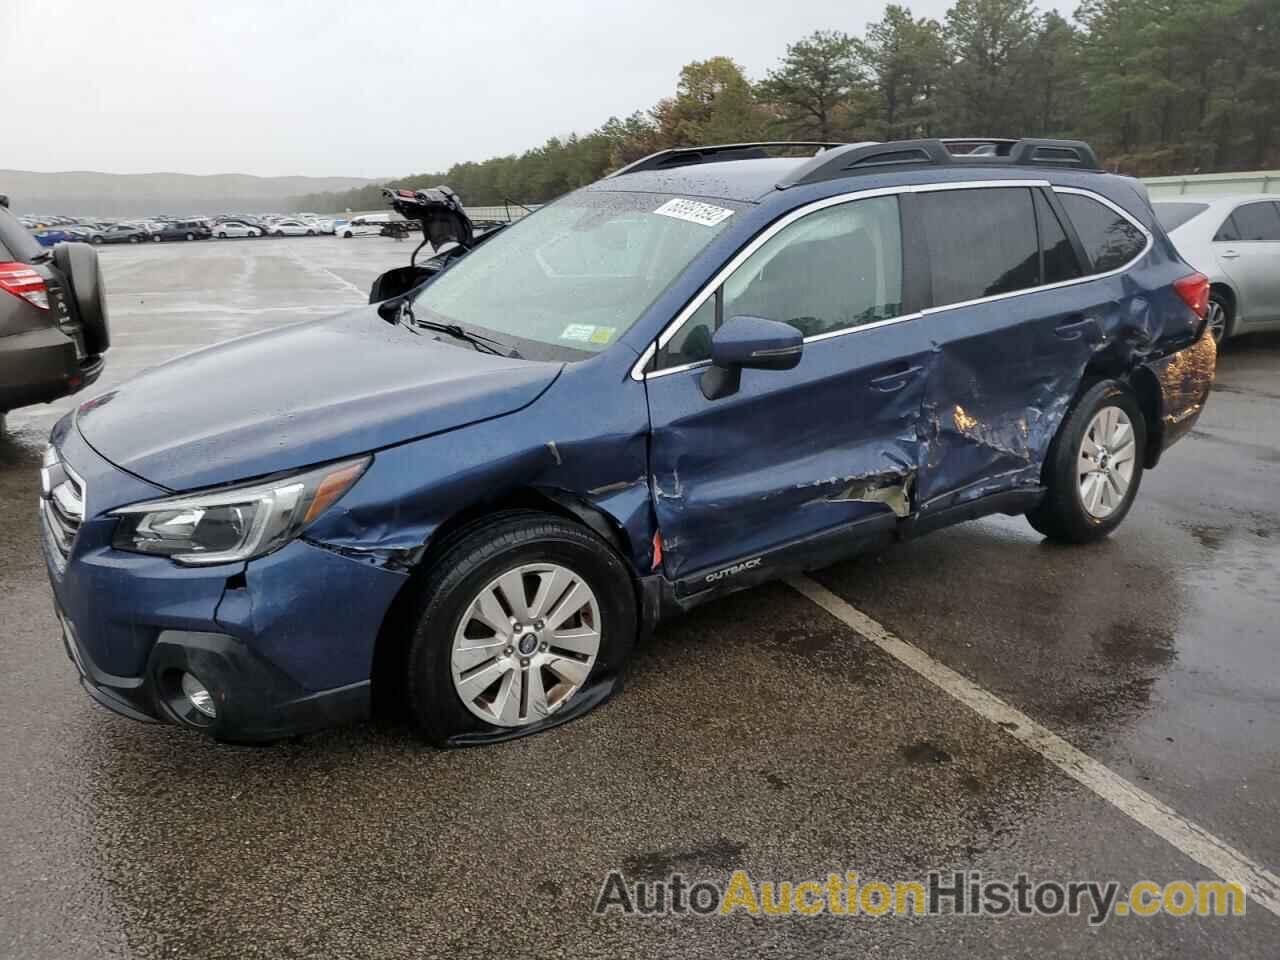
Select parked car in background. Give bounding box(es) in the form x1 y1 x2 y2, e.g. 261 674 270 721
1153 195 1280 343
33 228 79 247
213 221 261 239
40 137 1216 745
151 220 212 242
1 203 109 419
99 224 151 244
338 215 389 238
64 226 106 245
270 219 316 237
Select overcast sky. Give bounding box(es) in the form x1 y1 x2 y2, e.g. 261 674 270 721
5 0 1072 179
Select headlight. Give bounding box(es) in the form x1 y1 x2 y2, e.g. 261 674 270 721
111 457 369 565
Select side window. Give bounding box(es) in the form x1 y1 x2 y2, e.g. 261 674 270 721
1227 202 1280 242
1057 192 1147 273
658 295 717 367
1214 215 1241 242
916 187 1040 305
723 196 903 339
1034 190 1083 285
655 195 904 369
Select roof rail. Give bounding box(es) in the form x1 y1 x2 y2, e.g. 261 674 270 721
777 137 1101 188
608 142 846 178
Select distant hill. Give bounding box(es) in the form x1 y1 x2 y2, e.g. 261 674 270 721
0 169 377 217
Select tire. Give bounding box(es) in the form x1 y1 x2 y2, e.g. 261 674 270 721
275 230 283 237
1207 291 1233 345
217 231 227 239
129 236 139 243
306 229 315 236
52 242 110 355
184 232 193 241
343 231 352 238
1026 379 1146 543
405 511 636 746
152 234 161 242
91 236 102 245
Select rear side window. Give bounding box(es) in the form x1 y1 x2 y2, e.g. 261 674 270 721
1035 191 1083 285
1153 202 1208 232
916 187 1040 305
1057 192 1147 274
1225 202 1280 242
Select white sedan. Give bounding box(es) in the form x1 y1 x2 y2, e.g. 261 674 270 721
213 221 261 238
270 219 317 237
338 216 390 238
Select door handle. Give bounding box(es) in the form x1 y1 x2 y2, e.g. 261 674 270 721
1054 316 1096 341
869 362 923 392
1220 250 1240 260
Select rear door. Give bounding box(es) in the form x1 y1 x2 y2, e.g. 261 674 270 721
906 184 1107 515
1213 201 1280 322
645 193 934 588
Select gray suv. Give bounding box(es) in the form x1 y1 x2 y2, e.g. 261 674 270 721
0 198 109 421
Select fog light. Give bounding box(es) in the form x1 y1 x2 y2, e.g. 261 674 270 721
180 672 216 718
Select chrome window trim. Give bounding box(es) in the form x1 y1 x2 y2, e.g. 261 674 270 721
632 180 1152 382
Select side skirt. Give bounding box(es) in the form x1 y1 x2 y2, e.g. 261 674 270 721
637 486 1046 631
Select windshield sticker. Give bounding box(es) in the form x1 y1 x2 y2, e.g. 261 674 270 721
654 198 735 228
590 327 616 344
560 323 598 342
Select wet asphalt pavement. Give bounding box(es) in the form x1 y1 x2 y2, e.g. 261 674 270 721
2 237 1278 958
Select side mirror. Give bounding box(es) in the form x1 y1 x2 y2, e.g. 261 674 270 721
701 315 803 400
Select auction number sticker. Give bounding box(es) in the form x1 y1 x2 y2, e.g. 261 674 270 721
560 324 616 344
654 198 735 227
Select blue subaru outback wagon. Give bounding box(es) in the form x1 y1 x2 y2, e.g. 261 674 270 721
42 138 1216 745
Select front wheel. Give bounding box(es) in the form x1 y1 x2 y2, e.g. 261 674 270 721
406 512 636 745
151 234 161 242
1027 380 1146 543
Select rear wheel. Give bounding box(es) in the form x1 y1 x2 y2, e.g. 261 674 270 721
1027 380 1146 543
129 235 139 243
405 512 636 745
1207 292 1233 344
184 232 194 241
151 234 161 242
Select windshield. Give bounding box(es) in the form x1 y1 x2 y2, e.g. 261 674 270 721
1152 202 1209 233
412 190 746 360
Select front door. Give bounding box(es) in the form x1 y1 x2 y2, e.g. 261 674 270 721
644 193 933 589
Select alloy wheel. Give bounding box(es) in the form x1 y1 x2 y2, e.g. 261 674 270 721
450 562 600 727
1207 299 1227 344
1077 406 1136 519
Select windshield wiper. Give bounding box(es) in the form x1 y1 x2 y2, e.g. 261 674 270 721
378 297 518 358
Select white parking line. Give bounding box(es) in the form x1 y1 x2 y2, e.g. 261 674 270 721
786 574 1280 918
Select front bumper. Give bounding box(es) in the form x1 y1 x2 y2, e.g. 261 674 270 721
41 416 407 741
57 614 371 740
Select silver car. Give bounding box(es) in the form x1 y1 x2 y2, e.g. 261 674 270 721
1153 195 1280 343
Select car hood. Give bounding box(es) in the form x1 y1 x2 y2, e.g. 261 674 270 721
76 306 562 491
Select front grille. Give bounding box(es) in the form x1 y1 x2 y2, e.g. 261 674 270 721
39 446 85 567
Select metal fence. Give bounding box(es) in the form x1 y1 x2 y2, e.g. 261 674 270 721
1144 171 1280 197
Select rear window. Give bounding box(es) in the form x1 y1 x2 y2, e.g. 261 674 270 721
916 187 1040 305
1152 202 1208 233
0 205 44 262
1057 193 1147 274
